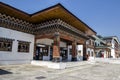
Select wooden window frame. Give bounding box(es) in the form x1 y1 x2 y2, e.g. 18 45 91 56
0 37 14 52
17 40 31 53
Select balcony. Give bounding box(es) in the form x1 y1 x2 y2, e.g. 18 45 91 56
106 43 112 46
86 45 94 49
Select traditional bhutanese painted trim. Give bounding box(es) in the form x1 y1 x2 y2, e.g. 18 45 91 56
0 13 88 39
0 13 34 34
34 19 88 39
0 37 15 42
17 40 31 43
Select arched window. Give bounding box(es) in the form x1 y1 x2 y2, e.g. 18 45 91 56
88 51 90 56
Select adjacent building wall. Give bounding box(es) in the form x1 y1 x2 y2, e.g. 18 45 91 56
0 27 35 65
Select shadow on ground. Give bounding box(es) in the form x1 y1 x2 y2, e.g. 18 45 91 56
0 69 12 75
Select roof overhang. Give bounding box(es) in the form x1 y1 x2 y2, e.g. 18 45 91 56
0 2 96 35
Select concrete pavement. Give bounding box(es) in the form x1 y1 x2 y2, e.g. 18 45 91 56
0 62 120 80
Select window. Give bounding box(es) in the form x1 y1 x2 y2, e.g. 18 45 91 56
95 42 97 46
17 40 30 53
78 50 81 56
89 40 91 45
42 47 48 56
91 51 94 57
69 49 72 55
0 37 14 51
88 51 90 56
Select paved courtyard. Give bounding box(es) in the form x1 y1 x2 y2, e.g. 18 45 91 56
0 62 120 80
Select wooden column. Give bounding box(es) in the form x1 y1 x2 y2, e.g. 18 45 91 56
83 43 87 60
33 38 36 60
109 51 111 58
108 51 110 58
52 32 60 62
108 51 111 58
71 40 77 61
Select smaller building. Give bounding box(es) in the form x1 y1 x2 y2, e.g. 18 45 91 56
94 35 111 58
103 36 120 58
85 35 95 60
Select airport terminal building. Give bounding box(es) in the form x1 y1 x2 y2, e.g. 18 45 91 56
0 2 97 65
0 2 119 66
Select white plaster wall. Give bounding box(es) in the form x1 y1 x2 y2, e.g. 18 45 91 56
111 39 115 58
67 45 72 61
36 38 53 46
103 51 106 58
90 49 94 57
43 56 50 61
104 51 107 58
77 45 83 61
60 41 67 47
111 49 115 58
36 38 66 47
0 27 35 65
87 48 94 60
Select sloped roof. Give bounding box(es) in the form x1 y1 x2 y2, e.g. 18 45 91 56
103 36 120 44
0 2 96 35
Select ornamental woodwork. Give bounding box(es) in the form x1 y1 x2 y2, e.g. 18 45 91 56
72 40 77 61
0 37 14 51
0 13 88 41
0 13 34 34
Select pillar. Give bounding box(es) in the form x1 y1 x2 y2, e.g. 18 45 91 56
33 38 36 60
48 46 51 60
71 40 77 61
108 51 110 58
52 32 60 62
83 43 87 60
109 51 111 58
106 51 108 58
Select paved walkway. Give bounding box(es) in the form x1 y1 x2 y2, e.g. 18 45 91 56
0 62 120 80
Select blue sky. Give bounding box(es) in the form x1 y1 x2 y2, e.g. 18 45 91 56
1 0 120 39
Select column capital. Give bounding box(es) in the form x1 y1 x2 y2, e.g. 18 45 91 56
54 32 60 37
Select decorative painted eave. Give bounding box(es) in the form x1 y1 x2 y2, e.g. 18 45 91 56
0 37 15 42
34 19 89 39
0 13 34 34
0 2 96 35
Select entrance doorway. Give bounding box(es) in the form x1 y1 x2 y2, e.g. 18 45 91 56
60 47 68 61
35 42 70 61
35 44 48 60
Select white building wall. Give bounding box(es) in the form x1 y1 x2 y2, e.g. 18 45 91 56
77 45 83 61
103 51 107 58
111 49 115 58
0 27 35 65
36 38 66 47
111 39 115 58
87 48 94 60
